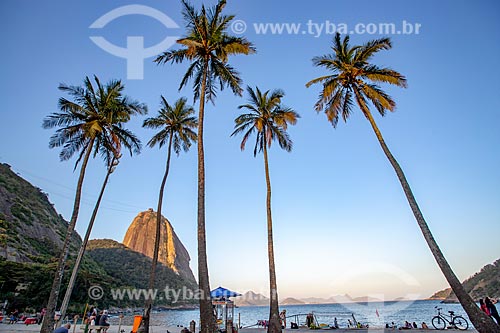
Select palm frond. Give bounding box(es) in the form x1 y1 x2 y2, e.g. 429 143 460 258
232 86 298 156
361 83 396 116
154 49 189 65
210 59 243 97
307 33 406 125
355 37 392 63
362 65 408 88
144 96 197 153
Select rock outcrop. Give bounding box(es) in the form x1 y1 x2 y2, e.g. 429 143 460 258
123 209 197 285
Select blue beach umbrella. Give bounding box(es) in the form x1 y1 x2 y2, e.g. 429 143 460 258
211 286 241 299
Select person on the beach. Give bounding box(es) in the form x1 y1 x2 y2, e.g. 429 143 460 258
399 321 412 329
480 299 491 316
421 322 429 329
99 310 110 331
306 313 314 327
53 323 71 333
485 297 500 325
334 317 338 329
95 310 102 327
88 310 98 333
9 309 18 324
40 308 46 325
279 310 286 328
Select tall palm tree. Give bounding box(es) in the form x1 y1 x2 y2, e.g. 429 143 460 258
306 33 499 333
231 86 299 333
41 76 146 333
140 96 197 332
155 1 255 331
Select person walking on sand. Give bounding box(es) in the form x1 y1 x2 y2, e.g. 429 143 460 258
480 299 491 316
485 297 500 325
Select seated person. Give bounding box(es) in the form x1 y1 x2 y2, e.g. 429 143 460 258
53 323 71 333
421 322 429 329
9 309 19 324
99 310 110 331
399 321 412 330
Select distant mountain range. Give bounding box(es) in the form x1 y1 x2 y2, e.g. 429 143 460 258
234 291 385 306
235 291 269 306
235 259 500 307
429 258 500 302
280 297 305 305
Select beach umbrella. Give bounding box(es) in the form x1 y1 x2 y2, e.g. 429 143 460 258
211 286 241 299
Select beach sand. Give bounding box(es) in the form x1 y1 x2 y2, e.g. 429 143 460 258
0 325 479 333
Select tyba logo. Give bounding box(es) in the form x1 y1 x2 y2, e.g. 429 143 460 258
90 5 179 80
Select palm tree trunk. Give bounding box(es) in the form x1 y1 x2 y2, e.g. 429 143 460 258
360 105 499 333
262 143 281 333
57 157 116 325
198 59 216 333
142 134 174 333
41 138 94 333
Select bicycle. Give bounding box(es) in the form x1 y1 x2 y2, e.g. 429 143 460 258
432 306 469 330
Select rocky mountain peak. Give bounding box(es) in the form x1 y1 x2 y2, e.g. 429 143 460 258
122 210 196 285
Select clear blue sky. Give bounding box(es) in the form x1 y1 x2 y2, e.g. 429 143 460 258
1 0 499 300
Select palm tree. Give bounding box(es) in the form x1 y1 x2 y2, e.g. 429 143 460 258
140 96 197 332
41 76 146 333
306 33 499 333
59 114 143 323
155 1 255 331
231 86 299 333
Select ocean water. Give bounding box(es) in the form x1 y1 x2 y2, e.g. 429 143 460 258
147 300 472 329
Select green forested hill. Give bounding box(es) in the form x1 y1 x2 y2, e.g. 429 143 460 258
430 258 500 301
87 239 198 305
0 163 81 263
0 163 196 312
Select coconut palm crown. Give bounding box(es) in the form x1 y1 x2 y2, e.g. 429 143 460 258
232 86 299 154
44 76 145 164
155 0 256 102
143 96 198 153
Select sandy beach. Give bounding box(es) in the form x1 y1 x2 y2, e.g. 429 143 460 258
0 325 479 333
